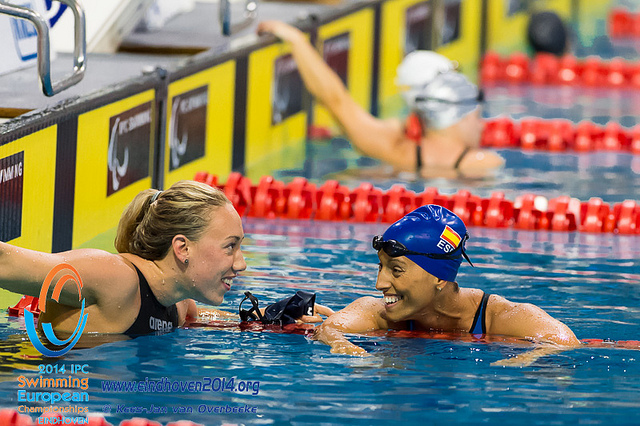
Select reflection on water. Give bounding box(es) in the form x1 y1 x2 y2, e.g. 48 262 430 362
0 220 639 425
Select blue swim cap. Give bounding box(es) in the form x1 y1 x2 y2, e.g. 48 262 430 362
381 205 470 282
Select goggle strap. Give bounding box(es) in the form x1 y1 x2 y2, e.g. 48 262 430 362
239 291 265 323
374 235 475 267
461 249 474 267
414 89 484 105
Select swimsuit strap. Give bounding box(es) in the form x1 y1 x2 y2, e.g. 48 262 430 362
469 292 490 335
454 146 471 170
416 145 471 174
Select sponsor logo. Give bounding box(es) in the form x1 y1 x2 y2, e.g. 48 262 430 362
107 103 153 195
149 316 174 332
272 54 304 125
0 151 24 242
405 2 432 54
45 0 68 27
10 1 67 61
10 1 38 61
442 1 461 44
323 33 350 87
25 264 88 357
169 86 207 171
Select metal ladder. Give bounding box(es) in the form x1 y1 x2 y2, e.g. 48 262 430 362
0 0 85 96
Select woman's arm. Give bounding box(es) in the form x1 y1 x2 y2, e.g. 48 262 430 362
0 242 123 307
488 295 580 346
192 303 334 324
257 20 418 172
314 296 385 356
484 296 580 367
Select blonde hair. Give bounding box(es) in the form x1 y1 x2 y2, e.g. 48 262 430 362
115 180 230 259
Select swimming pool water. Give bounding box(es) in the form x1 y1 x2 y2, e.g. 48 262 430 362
1 219 639 425
3 14 640 426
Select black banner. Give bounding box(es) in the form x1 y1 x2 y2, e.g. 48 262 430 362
406 1 432 54
442 0 461 45
272 54 304 125
0 151 24 242
107 102 153 196
323 33 350 87
169 86 208 171
507 0 527 16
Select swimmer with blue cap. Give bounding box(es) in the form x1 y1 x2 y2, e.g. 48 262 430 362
257 20 504 179
315 205 580 365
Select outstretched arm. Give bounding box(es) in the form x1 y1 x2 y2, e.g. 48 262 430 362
192 303 334 323
314 296 385 356
0 242 121 307
257 20 417 171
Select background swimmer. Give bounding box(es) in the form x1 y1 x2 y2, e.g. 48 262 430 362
314 205 580 365
257 20 504 179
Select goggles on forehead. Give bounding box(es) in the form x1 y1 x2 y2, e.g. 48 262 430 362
372 235 474 267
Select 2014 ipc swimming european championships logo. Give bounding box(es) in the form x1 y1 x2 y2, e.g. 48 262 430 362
25 264 88 357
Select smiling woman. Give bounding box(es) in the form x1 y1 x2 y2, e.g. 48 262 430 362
0 180 247 336
314 205 581 364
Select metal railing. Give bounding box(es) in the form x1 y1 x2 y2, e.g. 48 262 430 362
219 0 257 36
0 0 86 96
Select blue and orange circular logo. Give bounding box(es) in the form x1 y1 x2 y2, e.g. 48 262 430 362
25 264 88 357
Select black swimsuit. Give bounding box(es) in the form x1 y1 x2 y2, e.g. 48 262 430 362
416 145 471 174
407 292 491 335
124 264 179 336
468 292 490 335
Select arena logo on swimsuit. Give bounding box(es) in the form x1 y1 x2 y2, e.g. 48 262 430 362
149 316 173 332
437 225 461 253
25 264 88 357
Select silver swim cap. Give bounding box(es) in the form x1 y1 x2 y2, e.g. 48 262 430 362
414 72 481 130
396 51 456 109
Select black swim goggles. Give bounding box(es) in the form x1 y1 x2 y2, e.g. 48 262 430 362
414 89 484 105
239 291 265 323
372 235 474 267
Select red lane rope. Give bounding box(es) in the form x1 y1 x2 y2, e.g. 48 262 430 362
481 117 640 153
8 173 638 319
608 8 640 38
194 172 640 234
316 114 640 154
480 51 640 88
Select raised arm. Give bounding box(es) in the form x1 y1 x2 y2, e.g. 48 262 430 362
314 296 386 356
257 20 418 171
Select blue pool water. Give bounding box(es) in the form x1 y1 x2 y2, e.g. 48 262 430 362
2 16 640 426
1 219 639 425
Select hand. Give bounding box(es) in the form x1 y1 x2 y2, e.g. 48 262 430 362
296 303 335 324
491 346 565 367
257 20 305 43
330 340 371 357
491 355 535 368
